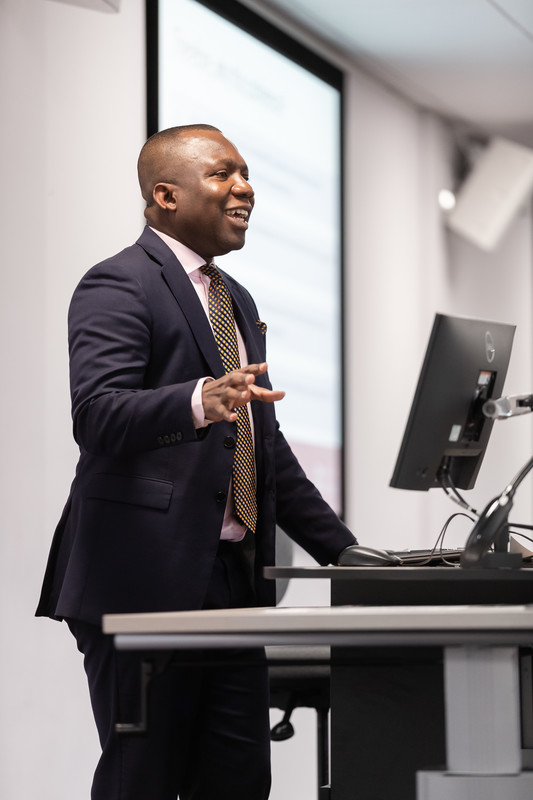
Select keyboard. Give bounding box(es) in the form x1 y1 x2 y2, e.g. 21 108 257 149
389 548 464 565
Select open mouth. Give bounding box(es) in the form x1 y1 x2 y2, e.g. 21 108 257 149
225 208 250 227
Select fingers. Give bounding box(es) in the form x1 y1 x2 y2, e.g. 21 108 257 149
201 363 284 422
244 363 284 403
241 362 268 376
202 378 244 423
249 385 286 403
201 369 255 423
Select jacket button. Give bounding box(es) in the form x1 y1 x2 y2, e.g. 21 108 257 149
223 436 236 449
215 491 227 504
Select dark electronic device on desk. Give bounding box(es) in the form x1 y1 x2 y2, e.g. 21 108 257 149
386 312 532 569
337 544 464 567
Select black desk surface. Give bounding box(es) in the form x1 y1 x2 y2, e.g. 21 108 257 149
264 564 533 606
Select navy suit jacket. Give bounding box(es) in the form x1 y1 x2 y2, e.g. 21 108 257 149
37 227 355 625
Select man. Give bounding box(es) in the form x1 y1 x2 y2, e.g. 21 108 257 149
37 124 357 800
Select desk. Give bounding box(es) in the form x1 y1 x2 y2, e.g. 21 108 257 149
263 564 533 607
265 565 533 799
104 603 533 800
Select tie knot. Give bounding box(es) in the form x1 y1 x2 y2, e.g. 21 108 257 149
200 264 222 283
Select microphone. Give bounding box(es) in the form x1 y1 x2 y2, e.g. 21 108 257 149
460 492 514 568
461 454 533 568
482 393 533 419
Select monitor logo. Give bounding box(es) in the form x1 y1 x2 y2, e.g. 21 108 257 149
485 331 495 363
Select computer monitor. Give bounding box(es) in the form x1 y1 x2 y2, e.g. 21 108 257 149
390 313 515 493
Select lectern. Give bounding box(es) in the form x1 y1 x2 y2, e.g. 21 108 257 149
264 565 533 800
104 565 533 800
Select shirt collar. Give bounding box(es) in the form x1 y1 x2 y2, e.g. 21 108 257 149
149 227 207 275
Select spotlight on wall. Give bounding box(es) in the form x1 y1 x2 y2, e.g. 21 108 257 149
446 137 533 251
438 189 456 211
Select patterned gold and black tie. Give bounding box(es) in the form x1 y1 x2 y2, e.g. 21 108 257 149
200 264 257 533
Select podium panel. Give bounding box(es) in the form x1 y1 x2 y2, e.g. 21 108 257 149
105 568 533 800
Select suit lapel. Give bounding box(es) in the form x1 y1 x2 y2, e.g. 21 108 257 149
136 228 224 377
136 228 266 382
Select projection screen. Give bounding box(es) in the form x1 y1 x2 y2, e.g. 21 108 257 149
147 0 344 512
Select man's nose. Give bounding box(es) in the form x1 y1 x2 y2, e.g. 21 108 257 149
233 176 254 197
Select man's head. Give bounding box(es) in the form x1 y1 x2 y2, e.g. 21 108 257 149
138 124 254 261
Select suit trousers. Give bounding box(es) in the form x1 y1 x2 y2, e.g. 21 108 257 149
67 538 271 800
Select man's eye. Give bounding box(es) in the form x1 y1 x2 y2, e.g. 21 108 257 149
216 170 228 178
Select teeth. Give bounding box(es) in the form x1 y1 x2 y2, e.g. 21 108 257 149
226 209 249 220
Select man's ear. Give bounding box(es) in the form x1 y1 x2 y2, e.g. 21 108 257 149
152 182 178 211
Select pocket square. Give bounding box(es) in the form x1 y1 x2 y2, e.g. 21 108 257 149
256 320 267 335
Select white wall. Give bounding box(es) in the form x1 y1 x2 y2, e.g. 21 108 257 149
343 71 533 551
1 1 146 798
1 1 532 799
0 0 49 794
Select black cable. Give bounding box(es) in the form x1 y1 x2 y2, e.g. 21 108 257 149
438 462 479 517
398 512 474 567
440 513 476 566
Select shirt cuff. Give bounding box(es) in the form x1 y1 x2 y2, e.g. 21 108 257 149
192 377 214 429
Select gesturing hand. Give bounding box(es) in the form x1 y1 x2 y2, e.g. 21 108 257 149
202 362 285 423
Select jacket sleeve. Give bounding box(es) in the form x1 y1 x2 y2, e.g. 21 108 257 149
273 425 357 565
68 262 201 457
